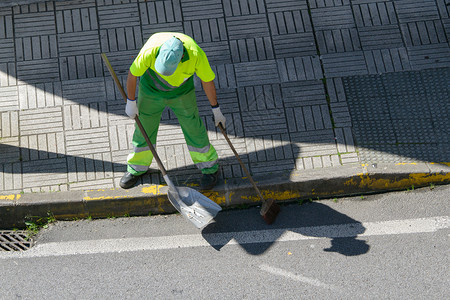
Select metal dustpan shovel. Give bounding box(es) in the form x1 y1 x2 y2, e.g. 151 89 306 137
164 175 222 229
101 53 222 229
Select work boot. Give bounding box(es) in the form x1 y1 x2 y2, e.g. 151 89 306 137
200 171 219 191
119 172 141 189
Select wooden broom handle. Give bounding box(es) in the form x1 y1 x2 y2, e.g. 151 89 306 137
218 124 265 202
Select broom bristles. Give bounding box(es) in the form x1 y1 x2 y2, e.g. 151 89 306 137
260 198 280 224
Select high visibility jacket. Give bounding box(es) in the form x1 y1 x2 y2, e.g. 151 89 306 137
126 33 219 176
129 32 216 87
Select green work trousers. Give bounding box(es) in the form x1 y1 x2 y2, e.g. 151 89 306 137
127 70 218 176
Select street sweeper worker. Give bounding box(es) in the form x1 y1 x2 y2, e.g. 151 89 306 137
119 32 226 190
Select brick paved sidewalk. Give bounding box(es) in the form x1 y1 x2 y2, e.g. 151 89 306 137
0 0 449 196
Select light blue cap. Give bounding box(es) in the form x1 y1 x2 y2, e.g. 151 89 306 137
155 37 183 76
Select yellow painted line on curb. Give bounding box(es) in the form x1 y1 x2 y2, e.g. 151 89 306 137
264 190 301 201
79 171 449 204
200 191 228 205
344 173 450 189
0 194 21 201
395 163 417 166
430 162 450 166
241 190 302 202
141 185 166 195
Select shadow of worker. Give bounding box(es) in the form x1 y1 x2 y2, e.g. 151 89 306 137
201 202 370 257
290 202 370 256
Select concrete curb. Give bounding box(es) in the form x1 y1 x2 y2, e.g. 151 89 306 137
1 162 449 228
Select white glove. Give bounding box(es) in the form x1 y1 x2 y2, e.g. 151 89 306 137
212 106 226 128
125 98 138 119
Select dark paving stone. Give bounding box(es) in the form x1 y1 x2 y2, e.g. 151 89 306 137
343 68 450 163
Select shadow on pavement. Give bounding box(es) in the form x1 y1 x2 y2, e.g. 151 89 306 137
201 202 370 257
1 1 449 196
0 142 300 183
0 143 126 174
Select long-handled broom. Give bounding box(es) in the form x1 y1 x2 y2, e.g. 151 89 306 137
218 124 280 224
101 53 222 229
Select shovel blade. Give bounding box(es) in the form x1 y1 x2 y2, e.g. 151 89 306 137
167 186 222 229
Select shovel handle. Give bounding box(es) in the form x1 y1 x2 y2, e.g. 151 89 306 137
218 124 265 203
101 53 167 177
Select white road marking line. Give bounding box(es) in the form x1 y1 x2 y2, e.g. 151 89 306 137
1 216 448 259
259 264 338 290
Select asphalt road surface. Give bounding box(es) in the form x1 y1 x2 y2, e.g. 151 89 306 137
1 185 449 299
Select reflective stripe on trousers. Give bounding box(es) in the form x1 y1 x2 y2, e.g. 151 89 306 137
127 143 219 175
127 146 154 174
188 144 218 173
